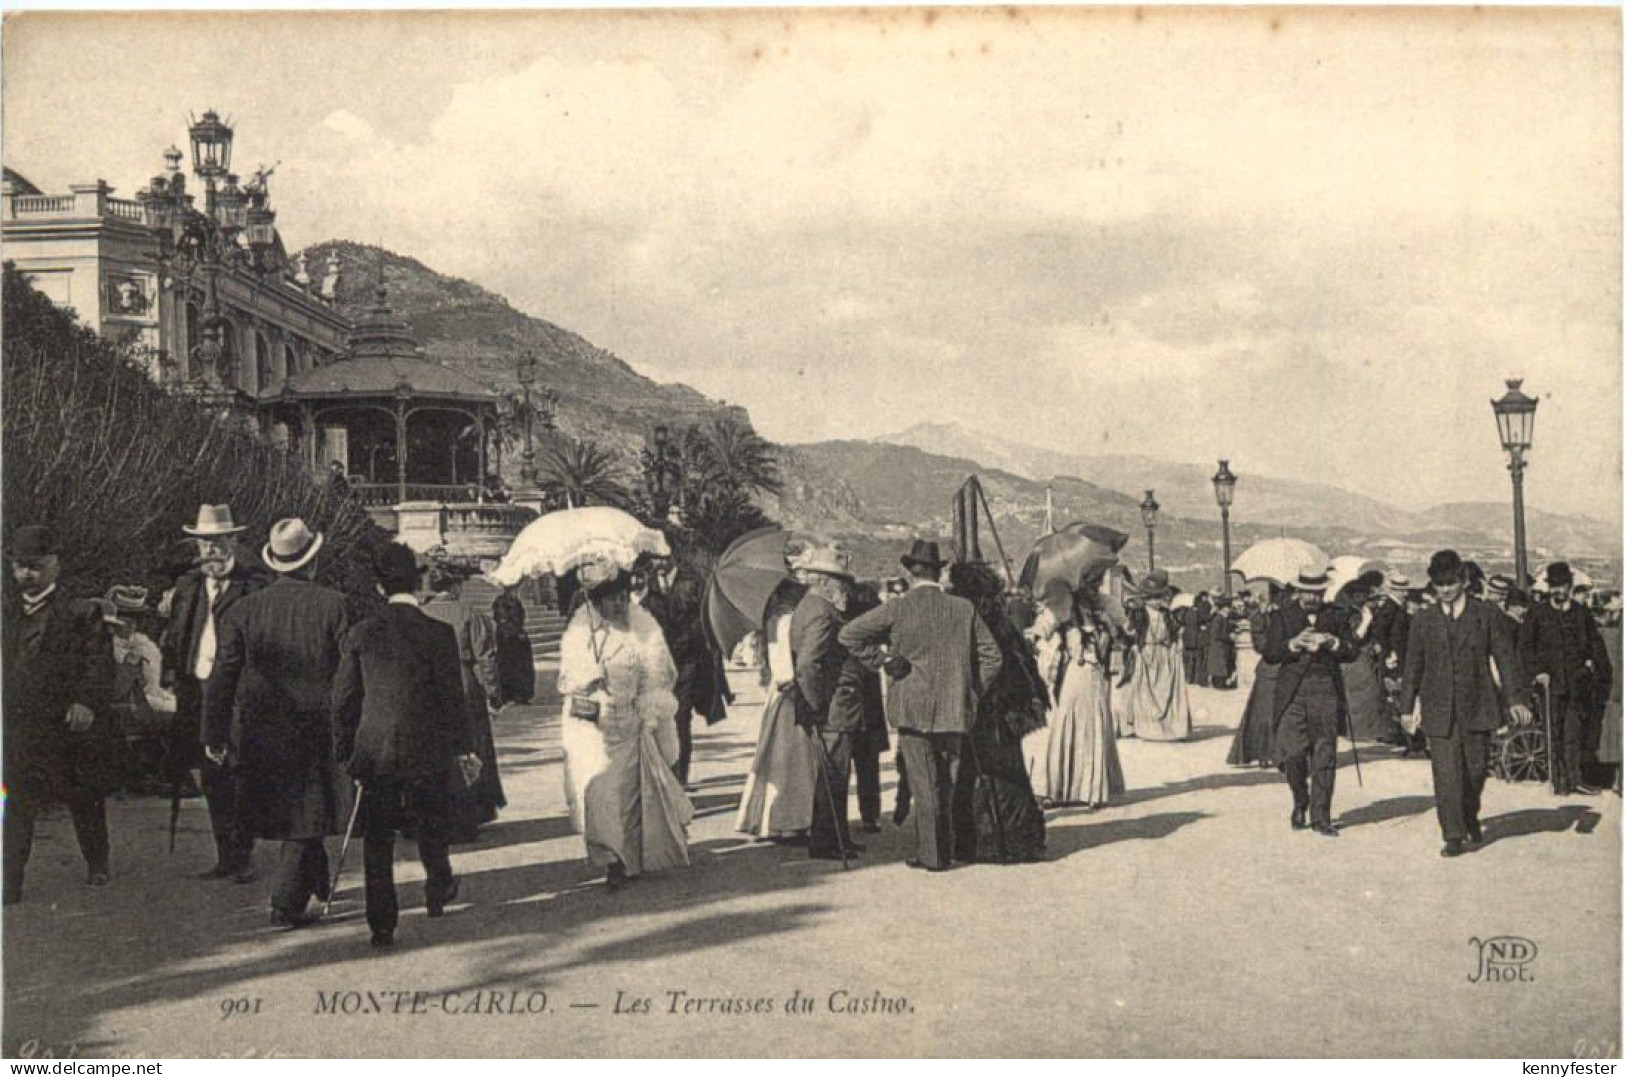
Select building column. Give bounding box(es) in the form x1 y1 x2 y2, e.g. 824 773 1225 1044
395 400 409 504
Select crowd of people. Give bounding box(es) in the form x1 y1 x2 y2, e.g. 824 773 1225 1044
5 505 1621 948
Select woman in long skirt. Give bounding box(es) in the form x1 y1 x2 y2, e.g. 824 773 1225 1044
1035 580 1124 808
949 564 1047 862
735 582 817 839
1124 571 1192 741
558 562 693 888
1228 591 1280 767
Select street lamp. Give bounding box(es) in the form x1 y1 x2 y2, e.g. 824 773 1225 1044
1140 489 1160 572
516 351 538 483
1492 378 1539 587
1212 460 1237 596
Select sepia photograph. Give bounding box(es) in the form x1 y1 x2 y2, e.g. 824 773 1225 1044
0 5 1620 1059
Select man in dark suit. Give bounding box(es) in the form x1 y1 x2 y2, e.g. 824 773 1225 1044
204 518 351 928
3 526 115 903
840 539 1002 872
790 548 861 861
1399 549 1532 857
331 543 480 947
843 583 889 834
644 554 728 788
1260 566 1360 837
1519 561 1613 795
159 504 265 882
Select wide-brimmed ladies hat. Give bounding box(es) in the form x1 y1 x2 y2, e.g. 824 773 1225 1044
262 518 324 574
800 547 854 581
183 504 246 538
1136 568 1173 599
106 585 150 614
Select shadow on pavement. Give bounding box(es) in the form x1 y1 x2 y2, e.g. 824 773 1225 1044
1043 810 1208 860
1484 805 1604 844
1337 795 1435 830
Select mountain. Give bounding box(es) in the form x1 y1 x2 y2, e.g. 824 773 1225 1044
297 241 868 517
882 421 1422 533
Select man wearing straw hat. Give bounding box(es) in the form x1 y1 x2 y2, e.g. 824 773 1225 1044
790 547 862 862
204 518 352 928
1261 565 1360 837
159 504 265 882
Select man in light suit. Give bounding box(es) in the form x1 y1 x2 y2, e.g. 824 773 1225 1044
840 540 1002 872
790 548 860 862
331 543 480 947
159 504 265 882
1401 549 1532 856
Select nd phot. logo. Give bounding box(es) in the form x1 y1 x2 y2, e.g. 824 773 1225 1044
1468 936 1537 983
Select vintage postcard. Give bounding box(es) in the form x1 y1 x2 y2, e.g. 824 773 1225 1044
1 6 1619 1060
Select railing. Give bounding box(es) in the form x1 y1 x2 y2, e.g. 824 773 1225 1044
7 194 75 217
348 481 495 508
445 503 537 536
107 198 144 221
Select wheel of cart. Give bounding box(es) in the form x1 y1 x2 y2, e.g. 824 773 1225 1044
1494 724 1548 783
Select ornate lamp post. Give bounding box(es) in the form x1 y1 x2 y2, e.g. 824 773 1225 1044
1140 489 1160 572
516 351 538 483
135 111 284 389
1212 460 1238 596
1491 378 1539 587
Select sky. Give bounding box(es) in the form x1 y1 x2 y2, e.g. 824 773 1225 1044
4 8 1620 522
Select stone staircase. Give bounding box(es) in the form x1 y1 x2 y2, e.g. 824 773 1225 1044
460 578 568 664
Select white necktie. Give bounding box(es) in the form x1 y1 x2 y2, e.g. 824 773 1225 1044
194 577 221 681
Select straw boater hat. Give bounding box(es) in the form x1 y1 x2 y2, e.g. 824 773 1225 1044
1291 566 1331 592
261 518 324 574
183 504 246 538
106 585 149 614
800 547 854 581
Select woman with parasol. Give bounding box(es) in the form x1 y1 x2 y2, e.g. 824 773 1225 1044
557 556 694 889
1031 578 1125 809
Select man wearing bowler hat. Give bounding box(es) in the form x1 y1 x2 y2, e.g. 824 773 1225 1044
3 526 116 903
1261 566 1360 836
331 543 480 947
840 540 1002 871
204 518 352 927
1519 560 1612 795
159 504 266 881
1400 549 1532 856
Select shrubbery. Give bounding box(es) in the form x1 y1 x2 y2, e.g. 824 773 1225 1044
2 263 391 599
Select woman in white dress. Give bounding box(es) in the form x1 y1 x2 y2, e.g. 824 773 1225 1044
557 561 694 889
735 582 817 839
1034 580 1125 808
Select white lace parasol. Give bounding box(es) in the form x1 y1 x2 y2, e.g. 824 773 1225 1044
488 507 670 587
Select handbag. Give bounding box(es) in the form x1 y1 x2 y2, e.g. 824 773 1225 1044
568 694 602 722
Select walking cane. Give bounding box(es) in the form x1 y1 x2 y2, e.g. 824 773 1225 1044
1346 721 1363 789
325 782 365 916
1536 674 1555 794
811 732 852 871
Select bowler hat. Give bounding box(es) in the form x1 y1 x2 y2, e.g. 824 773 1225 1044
183 504 246 538
1427 549 1465 585
262 518 324 574
1546 561 1574 587
9 525 57 560
900 539 946 570
374 543 421 588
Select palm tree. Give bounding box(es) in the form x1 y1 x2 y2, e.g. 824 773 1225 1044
533 436 630 509
692 417 783 497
